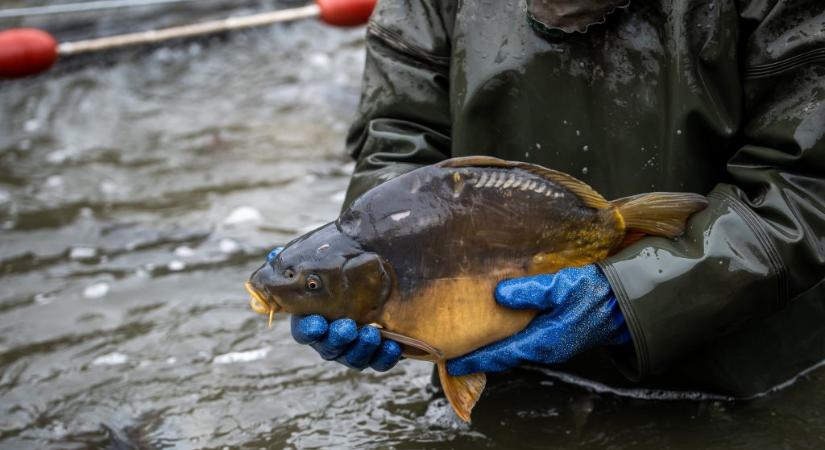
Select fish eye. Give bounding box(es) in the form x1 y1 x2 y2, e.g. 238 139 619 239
284 269 295 279
305 274 322 291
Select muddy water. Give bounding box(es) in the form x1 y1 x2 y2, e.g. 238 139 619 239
2 2 825 449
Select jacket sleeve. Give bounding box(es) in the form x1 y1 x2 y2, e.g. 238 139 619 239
342 0 456 208
598 0 825 379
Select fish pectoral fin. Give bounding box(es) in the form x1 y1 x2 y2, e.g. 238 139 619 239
378 329 444 361
437 361 486 423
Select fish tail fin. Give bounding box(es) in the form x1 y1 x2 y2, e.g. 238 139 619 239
437 361 486 423
613 193 708 238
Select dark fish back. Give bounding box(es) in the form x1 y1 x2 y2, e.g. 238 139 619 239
339 165 617 296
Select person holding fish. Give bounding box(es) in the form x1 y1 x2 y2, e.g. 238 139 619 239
248 0 825 421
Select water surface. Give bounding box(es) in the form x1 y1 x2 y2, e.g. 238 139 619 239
1 2 824 449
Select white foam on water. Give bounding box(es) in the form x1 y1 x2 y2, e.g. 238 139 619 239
223 206 263 225
168 260 186 271
70 247 98 260
528 366 733 401
34 293 55 305
46 176 64 189
24 119 39 132
83 282 110 299
218 238 240 254
46 148 76 164
99 180 119 195
173 246 196 258
92 352 128 366
213 347 271 365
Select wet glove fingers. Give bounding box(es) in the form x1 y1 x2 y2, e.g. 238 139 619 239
338 325 382 369
290 314 328 345
369 340 402 372
495 274 559 310
312 318 358 360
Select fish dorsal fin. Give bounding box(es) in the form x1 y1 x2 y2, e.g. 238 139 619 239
378 329 444 362
437 156 511 168
437 361 486 422
437 156 609 209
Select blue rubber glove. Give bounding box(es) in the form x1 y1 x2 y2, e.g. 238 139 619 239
291 315 402 371
265 247 402 372
447 264 631 376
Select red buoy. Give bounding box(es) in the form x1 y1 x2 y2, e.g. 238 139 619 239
316 0 376 27
0 28 58 78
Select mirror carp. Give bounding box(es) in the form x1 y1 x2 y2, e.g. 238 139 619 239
245 156 708 421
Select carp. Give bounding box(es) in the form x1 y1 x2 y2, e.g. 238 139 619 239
245 156 708 421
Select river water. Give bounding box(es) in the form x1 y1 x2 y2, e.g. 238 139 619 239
1 2 824 449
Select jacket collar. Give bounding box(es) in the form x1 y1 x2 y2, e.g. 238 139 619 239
527 0 631 34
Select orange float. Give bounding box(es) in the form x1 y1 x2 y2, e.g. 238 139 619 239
0 0 376 78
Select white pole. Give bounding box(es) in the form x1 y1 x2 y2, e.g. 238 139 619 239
57 4 322 55
0 0 220 19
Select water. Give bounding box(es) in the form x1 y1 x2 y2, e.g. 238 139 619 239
3 2 825 449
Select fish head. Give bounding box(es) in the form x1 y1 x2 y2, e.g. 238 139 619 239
246 222 393 324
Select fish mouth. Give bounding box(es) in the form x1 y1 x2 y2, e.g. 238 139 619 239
245 281 281 327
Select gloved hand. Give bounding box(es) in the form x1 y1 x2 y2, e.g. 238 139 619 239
291 315 402 371
265 247 402 372
447 264 631 376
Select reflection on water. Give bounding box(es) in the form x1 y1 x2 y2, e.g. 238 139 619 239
2 2 825 449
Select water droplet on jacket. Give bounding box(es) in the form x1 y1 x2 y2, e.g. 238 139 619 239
582 145 589 152
581 167 589 175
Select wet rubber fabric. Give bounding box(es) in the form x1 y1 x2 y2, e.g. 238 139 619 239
343 0 825 397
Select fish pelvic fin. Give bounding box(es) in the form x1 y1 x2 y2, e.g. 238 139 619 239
437 361 486 423
378 329 444 361
612 193 709 239
437 156 609 209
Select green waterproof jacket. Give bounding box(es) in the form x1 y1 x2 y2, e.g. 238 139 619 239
342 0 825 398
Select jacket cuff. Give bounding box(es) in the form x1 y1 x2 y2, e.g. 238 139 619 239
597 188 785 379
597 259 647 380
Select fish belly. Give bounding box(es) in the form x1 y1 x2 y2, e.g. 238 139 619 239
378 276 538 359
